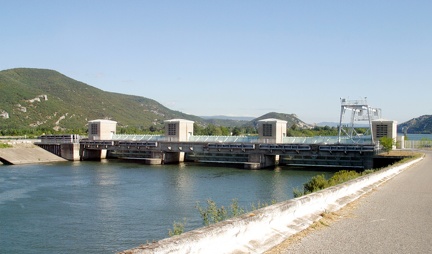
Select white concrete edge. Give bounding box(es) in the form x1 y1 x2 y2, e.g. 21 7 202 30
120 155 425 254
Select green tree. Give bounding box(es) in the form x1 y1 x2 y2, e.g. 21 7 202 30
379 136 395 153
232 127 242 136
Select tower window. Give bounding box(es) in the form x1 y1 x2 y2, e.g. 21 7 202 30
263 124 273 137
376 124 388 138
90 123 98 135
168 123 177 136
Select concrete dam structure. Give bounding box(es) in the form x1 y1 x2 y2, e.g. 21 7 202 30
35 99 398 169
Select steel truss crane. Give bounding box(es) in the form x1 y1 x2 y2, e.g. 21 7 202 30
337 98 381 144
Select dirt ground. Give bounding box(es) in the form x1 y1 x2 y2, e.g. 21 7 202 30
378 150 422 157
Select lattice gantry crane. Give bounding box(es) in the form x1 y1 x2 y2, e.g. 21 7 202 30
337 98 381 144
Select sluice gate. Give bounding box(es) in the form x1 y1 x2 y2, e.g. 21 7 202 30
79 139 377 169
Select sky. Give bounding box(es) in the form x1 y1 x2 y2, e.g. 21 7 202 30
1 1 431 124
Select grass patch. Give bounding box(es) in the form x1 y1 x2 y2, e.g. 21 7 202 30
0 143 12 148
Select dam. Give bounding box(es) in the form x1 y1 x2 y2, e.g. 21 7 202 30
35 99 398 169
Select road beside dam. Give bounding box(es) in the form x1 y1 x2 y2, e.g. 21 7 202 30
270 151 432 254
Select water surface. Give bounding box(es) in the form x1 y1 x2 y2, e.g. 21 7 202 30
0 160 331 253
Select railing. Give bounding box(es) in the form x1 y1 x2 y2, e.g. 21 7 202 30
189 135 258 143
112 134 165 141
282 136 374 145
404 140 432 149
38 134 81 144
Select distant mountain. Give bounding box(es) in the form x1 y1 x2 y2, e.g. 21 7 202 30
249 112 313 129
398 115 432 134
0 68 203 131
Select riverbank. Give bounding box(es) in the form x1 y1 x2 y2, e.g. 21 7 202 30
0 141 67 164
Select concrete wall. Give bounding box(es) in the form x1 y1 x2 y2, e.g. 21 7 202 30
121 155 423 254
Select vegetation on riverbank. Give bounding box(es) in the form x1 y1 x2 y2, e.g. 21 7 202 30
168 199 276 236
292 170 374 198
293 151 422 197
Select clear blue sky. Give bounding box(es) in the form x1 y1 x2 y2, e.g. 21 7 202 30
1 1 431 124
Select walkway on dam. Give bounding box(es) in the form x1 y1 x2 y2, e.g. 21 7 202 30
268 150 432 254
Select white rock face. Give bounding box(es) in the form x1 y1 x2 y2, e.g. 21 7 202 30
0 110 9 119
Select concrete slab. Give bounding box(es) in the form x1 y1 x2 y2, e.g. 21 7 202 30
0 142 67 165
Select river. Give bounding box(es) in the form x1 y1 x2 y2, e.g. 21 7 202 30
0 160 333 253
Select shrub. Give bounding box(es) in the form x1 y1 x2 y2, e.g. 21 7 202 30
303 174 329 194
168 219 187 236
294 170 371 197
196 199 229 226
328 170 360 186
195 198 276 227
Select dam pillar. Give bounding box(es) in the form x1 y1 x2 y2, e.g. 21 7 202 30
81 148 104 161
60 143 81 161
164 152 185 164
247 153 278 169
163 119 194 164
244 118 286 169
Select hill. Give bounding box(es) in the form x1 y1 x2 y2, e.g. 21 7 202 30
398 115 432 134
0 68 312 134
0 68 202 132
249 112 313 129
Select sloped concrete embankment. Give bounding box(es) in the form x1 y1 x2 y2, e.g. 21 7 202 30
0 141 67 164
121 156 424 254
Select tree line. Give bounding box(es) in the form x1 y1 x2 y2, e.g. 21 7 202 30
0 123 343 138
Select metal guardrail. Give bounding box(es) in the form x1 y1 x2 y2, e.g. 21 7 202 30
38 134 81 144
404 140 432 149
112 134 165 141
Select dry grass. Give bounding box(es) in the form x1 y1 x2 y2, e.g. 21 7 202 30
264 193 372 254
378 150 420 157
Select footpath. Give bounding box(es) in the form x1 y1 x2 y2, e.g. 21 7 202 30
269 151 432 254
0 141 66 164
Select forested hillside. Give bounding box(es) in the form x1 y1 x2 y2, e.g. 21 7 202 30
0 68 202 134
0 68 316 136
